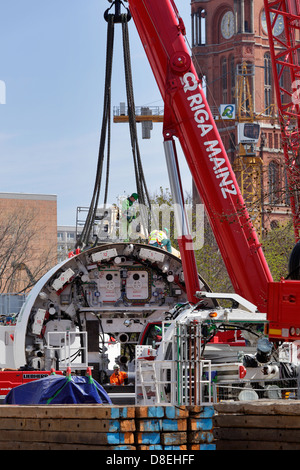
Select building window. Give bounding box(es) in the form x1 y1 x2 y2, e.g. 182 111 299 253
264 53 272 115
192 9 206 46
268 160 280 204
284 167 290 206
230 56 236 104
270 220 279 230
221 57 228 103
67 232 75 240
228 132 236 163
268 132 273 149
57 232 64 241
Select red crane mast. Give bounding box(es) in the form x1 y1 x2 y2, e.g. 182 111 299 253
263 0 300 241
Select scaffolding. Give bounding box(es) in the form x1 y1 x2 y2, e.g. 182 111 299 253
135 320 212 406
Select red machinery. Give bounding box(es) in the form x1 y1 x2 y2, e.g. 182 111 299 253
263 0 300 340
0 370 63 401
126 0 300 341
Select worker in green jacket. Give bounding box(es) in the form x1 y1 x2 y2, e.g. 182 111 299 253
148 228 172 253
120 193 138 241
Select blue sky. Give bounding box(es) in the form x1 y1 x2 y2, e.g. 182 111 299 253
0 0 192 225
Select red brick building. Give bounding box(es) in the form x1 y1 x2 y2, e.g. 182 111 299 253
191 0 293 235
0 193 57 293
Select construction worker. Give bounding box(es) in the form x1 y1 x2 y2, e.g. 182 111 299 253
120 193 139 241
148 228 172 253
110 364 128 385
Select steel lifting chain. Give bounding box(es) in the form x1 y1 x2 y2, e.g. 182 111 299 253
78 1 154 248
78 14 115 248
121 16 153 233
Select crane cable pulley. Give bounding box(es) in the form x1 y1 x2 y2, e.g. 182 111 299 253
78 0 152 248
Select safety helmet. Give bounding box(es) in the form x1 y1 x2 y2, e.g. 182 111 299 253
130 193 138 200
113 364 120 370
163 227 169 235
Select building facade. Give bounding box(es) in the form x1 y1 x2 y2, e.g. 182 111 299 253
191 0 293 235
0 193 57 293
57 225 77 263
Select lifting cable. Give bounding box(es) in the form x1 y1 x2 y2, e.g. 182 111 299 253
77 0 154 248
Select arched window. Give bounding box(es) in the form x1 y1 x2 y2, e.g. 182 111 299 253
270 220 279 230
264 53 272 115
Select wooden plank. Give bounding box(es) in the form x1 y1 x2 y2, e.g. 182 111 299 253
136 419 161 432
188 430 215 444
214 414 300 429
0 405 135 420
160 419 187 431
189 444 216 451
138 444 188 450
0 430 135 445
160 432 187 446
187 405 215 418
0 441 136 450
164 406 189 419
213 426 300 443
216 440 300 451
135 419 186 432
135 405 188 419
40 418 135 432
137 445 163 450
214 400 300 416
135 406 166 418
188 418 213 431
164 445 187 450
0 418 135 433
135 432 161 445
0 418 41 431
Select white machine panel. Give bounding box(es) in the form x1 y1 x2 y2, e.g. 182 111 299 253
126 270 149 300
139 247 165 262
98 270 121 302
52 268 75 292
32 309 47 335
91 248 117 263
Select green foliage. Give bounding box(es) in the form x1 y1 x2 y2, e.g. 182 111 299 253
150 187 297 291
261 221 295 281
194 219 232 293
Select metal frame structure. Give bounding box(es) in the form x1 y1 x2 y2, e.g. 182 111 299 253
135 322 212 406
263 0 300 241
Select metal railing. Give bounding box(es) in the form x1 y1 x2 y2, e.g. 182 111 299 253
212 378 299 402
46 331 88 371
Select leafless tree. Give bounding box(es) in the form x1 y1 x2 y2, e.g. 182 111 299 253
0 208 58 294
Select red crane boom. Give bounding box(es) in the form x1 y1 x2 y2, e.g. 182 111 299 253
128 0 272 312
126 0 300 341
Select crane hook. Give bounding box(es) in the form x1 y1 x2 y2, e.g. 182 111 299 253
104 0 131 23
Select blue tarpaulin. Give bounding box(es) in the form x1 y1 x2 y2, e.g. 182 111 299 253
4 373 112 405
